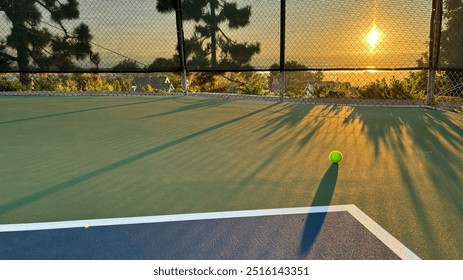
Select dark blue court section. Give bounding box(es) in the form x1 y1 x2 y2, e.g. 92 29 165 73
0 211 400 260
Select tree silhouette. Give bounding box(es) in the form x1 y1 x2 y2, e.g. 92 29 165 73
112 59 140 71
0 0 99 86
156 0 260 70
441 0 463 67
146 57 179 71
440 0 463 96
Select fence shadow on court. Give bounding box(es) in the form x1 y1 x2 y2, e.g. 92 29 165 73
0 103 277 217
0 97 177 125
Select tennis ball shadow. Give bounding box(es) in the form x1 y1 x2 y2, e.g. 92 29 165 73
299 164 339 255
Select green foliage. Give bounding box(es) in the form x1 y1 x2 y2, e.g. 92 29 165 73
235 72 269 95
141 84 154 93
238 78 265 95
166 74 182 90
73 73 102 91
357 76 424 100
113 79 122 91
186 85 202 93
402 71 428 99
358 79 396 99
33 74 59 91
54 79 78 92
265 64 430 101
310 81 356 99
189 72 230 92
0 79 23 91
154 88 167 93
49 73 113 92
269 61 324 98
111 77 132 92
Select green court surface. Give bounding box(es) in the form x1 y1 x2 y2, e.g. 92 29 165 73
0 95 462 259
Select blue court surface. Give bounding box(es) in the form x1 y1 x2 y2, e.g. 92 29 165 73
0 205 419 260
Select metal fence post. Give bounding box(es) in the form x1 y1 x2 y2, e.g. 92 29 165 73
279 0 286 102
426 0 443 106
175 0 188 94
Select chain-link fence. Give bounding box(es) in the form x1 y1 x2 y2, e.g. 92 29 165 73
0 0 462 110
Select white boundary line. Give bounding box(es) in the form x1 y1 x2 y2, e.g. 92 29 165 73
0 204 420 260
0 205 342 233
347 206 421 260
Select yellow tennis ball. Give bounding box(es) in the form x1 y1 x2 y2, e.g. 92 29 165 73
329 150 343 164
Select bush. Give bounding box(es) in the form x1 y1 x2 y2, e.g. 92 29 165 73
238 79 265 95
141 84 154 93
34 77 58 91
358 77 416 100
0 79 23 91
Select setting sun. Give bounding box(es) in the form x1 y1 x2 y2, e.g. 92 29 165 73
367 25 381 49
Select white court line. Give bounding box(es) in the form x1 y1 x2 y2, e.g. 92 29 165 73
0 204 420 260
347 206 421 260
0 205 342 232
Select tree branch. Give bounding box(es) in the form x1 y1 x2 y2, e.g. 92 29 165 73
219 73 245 85
0 51 17 61
217 27 235 44
36 0 72 40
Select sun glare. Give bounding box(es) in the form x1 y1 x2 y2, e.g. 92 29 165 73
367 25 381 49
366 66 379 73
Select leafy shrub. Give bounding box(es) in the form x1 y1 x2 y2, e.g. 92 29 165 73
238 79 265 95
0 79 23 91
141 84 154 93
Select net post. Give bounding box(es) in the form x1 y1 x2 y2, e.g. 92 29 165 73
279 71 285 102
279 0 286 102
426 70 436 106
426 0 443 106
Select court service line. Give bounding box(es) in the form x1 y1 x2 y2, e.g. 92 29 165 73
0 204 420 259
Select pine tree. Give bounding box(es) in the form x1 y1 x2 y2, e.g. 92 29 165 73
0 0 99 87
156 0 260 69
